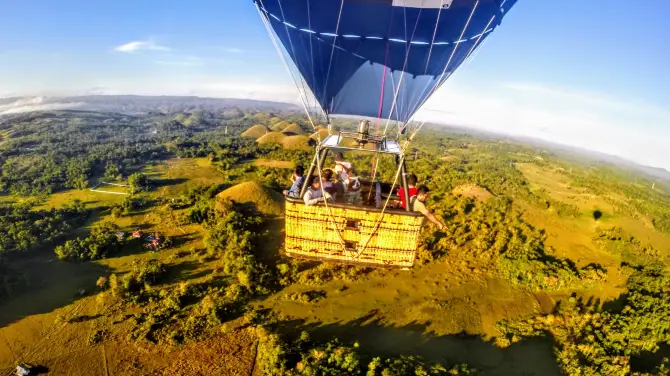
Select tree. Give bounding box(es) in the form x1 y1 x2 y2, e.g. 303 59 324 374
128 173 149 195
104 163 122 181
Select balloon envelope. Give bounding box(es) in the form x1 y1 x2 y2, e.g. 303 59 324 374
255 0 517 123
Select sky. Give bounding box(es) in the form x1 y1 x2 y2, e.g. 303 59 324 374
0 1 669 169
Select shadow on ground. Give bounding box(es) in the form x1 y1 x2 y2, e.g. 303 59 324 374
152 178 189 188
272 312 562 376
0 255 107 328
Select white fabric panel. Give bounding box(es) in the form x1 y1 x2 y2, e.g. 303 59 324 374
392 0 453 9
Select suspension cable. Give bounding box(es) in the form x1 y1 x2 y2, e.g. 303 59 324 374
256 3 320 130
424 0 446 75
322 0 345 115
406 12 495 134
382 5 424 137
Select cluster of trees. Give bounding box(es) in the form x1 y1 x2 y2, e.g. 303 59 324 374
420 195 605 291
0 200 89 254
0 108 265 197
127 172 150 194
55 222 123 261
497 263 670 376
101 259 167 302
594 226 662 262
568 164 670 234
105 195 277 344
203 198 273 294
111 196 148 218
256 329 473 375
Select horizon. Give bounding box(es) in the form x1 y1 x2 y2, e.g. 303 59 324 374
1 1 669 170
1 93 668 177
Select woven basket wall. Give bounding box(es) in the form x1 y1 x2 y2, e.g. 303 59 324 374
285 201 424 268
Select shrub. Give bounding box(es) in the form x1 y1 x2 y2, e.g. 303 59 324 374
497 264 670 375
89 329 106 345
96 276 109 290
55 221 122 261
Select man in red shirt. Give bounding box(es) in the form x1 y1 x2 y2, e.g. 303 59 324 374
398 174 418 209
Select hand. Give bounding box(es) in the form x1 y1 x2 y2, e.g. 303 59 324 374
324 192 332 200
438 223 445 231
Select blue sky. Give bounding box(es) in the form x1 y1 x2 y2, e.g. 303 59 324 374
0 1 669 169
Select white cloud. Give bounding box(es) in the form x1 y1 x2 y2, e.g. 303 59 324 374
93 75 298 104
222 47 243 54
415 81 670 170
113 39 171 53
0 96 84 115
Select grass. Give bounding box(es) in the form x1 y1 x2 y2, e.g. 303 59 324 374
216 181 284 216
1 156 231 370
516 163 615 213
241 124 270 138
2 154 669 375
253 159 293 169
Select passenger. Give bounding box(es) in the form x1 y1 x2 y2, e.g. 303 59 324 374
303 176 332 206
409 185 445 230
333 152 352 185
321 168 337 199
398 173 418 209
282 165 305 199
344 169 362 205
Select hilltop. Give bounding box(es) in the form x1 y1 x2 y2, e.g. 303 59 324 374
216 181 284 216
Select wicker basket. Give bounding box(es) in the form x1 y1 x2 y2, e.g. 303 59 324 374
285 200 424 268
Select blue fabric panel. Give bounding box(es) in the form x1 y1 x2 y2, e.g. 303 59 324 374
255 0 517 122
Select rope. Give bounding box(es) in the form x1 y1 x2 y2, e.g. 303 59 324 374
276 0 312 120
314 145 353 257
256 2 319 131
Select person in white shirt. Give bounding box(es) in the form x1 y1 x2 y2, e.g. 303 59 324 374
303 176 332 206
333 152 352 185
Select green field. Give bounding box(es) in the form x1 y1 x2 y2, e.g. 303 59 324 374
1 109 669 375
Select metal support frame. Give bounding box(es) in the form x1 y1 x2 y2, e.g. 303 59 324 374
400 158 410 212
300 147 329 199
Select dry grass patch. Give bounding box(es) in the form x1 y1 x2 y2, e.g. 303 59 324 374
256 131 287 145
241 124 270 139
452 183 493 202
216 181 284 216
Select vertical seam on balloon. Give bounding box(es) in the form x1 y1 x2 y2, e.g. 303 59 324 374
404 0 480 133
409 13 495 142
424 0 444 75
305 0 322 125
275 0 318 129
255 2 317 129
382 2 424 134
322 0 345 117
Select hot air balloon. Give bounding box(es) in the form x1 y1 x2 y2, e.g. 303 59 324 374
253 0 517 269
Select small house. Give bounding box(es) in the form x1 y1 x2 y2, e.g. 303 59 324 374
132 231 142 238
